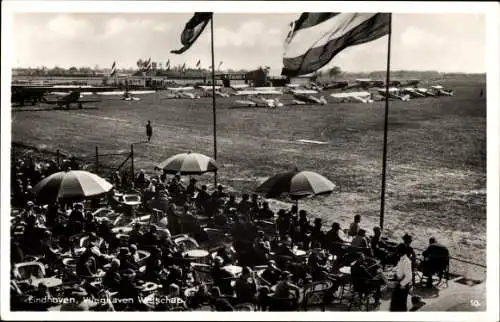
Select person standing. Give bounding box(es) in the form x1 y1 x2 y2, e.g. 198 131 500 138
146 120 153 142
390 244 413 311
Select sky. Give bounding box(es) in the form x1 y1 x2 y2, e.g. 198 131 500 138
10 12 486 74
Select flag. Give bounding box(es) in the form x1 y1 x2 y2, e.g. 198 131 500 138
181 62 186 72
142 58 152 72
110 61 117 76
196 60 201 68
171 12 212 54
218 61 223 69
166 59 171 70
281 13 391 77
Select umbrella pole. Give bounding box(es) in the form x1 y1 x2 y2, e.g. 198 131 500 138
295 199 298 211
214 171 218 189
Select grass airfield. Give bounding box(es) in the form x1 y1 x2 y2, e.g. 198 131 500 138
11 77 486 279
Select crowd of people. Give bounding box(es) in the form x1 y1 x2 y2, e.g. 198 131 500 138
10 154 451 312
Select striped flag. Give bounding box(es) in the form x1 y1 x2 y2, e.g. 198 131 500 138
282 13 391 76
166 59 171 70
196 60 201 68
171 13 212 54
110 61 117 76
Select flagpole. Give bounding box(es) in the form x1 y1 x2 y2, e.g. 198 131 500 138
210 15 218 188
379 14 392 231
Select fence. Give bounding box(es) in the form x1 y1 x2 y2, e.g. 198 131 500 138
11 142 134 181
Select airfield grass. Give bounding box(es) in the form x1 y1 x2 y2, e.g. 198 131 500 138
11 77 486 279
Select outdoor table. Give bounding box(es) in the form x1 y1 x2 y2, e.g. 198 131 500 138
29 277 63 288
339 266 351 275
222 265 242 277
184 249 209 258
293 249 307 257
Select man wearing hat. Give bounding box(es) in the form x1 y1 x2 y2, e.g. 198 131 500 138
261 259 282 286
271 271 300 311
257 201 274 220
237 193 252 216
235 266 257 304
103 258 122 290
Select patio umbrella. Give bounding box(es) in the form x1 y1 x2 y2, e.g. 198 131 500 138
255 170 335 203
33 170 113 204
156 152 218 175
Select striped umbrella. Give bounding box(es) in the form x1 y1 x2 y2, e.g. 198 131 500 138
256 170 335 201
156 152 218 175
33 170 113 204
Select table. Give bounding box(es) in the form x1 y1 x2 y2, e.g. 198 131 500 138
183 249 209 258
222 265 242 276
293 249 306 257
339 266 351 275
29 277 63 288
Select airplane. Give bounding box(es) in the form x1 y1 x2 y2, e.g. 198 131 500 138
330 91 373 103
166 87 200 99
376 87 411 101
233 90 284 108
400 87 426 98
400 79 420 87
41 90 102 109
322 81 349 90
291 90 327 105
430 85 454 96
11 84 114 106
197 85 230 98
415 88 435 97
344 79 384 90
97 90 156 101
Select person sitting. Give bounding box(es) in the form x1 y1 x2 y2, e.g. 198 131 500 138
211 185 227 202
76 248 98 278
195 185 210 210
103 258 122 290
117 247 138 272
235 266 257 304
250 194 261 218
325 222 348 258
351 252 387 305
287 205 298 219
223 195 238 214
129 223 143 246
271 271 300 311
310 218 325 249
257 201 274 220
135 169 147 190
276 209 291 237
185 178 199 198
216 245 236 266
253 241 271 266
370 226 391 267
307 248 328 281
237 194 252 217
260 260 282 286
348 214 361 237
351 229 371 255
420 237 450 288
211 256 235 296
141 225 159 251
209 286 234 311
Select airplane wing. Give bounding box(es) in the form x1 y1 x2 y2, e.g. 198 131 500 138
234 100 257 107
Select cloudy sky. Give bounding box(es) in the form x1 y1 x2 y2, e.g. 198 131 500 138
10 12 485 73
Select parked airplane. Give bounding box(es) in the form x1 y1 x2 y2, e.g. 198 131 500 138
291 90 327 105
330 91 373 103
344 79 384 90
322 81 349 90
400 87 426 98
197 85 230 98
42 90 102 109
167 87 200 99
431 85 454 96
11 84 114 106
400 79 420 87
233 91 283 108
415 88 435 97
376 87 411 101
